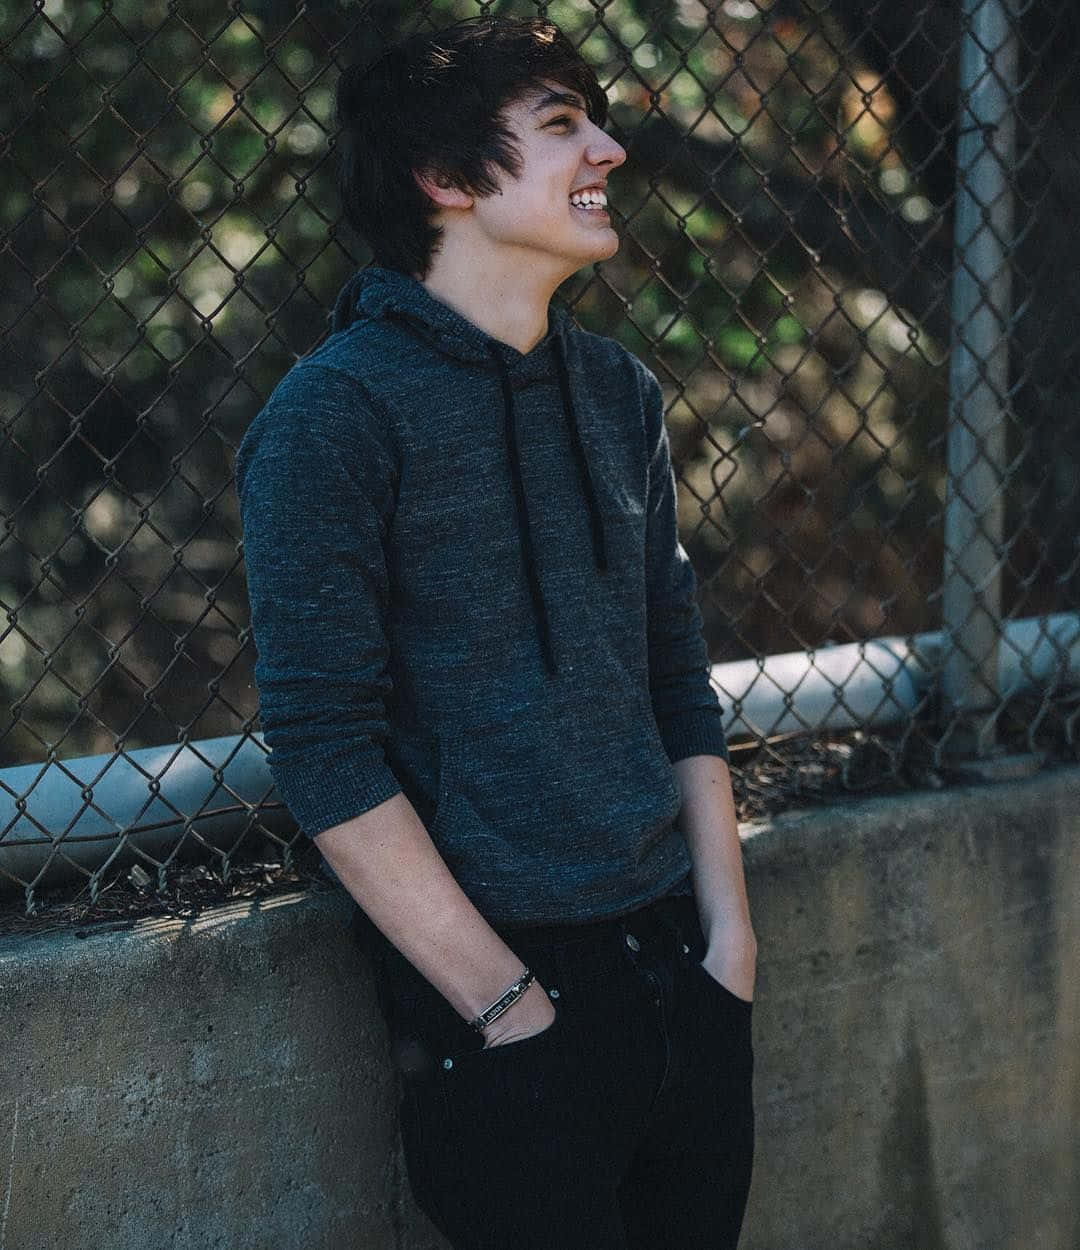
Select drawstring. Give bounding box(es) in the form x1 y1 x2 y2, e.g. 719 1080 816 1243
342 278 612 682
486 335 609 678
488 341 558 676
552 335 609 573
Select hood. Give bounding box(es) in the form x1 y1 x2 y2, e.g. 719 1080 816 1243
331 264 576 367
329 267 609 679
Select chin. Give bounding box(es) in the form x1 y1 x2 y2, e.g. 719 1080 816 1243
543 230 620 275
592 232 620 261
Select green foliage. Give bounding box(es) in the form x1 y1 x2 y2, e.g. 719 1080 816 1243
0 0 956 768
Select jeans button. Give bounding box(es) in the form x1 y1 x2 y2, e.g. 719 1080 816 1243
625 932 640 952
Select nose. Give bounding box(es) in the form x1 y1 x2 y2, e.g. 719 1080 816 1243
586 121 627 172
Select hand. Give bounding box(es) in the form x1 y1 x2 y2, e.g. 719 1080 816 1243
481 979 557 1048
701 921 758 1003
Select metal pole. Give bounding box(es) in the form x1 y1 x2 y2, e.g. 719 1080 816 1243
942 0 1019 759
4 612 1079 899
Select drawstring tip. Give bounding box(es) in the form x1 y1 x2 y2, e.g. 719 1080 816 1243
541 638 559 676
593 527 609 572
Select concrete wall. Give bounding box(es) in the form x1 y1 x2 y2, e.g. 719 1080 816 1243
2 766 1077 1250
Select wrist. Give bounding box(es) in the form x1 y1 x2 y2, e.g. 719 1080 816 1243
469 965 534 1033
695 893 754 941
705 917 756 951
480 979 555 1047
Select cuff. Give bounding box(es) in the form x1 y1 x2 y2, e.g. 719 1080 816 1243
656 705 730 765
268 745 403 839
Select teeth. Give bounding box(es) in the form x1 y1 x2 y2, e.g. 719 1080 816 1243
570 189 607 208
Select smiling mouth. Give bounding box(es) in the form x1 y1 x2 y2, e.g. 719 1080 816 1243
569 188 609 215
569 201 611 222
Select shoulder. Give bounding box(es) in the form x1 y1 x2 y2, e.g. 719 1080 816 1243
562 321 661 403
301 313 418 390
560 324 664 463
235 348 398 502
240 326 400 449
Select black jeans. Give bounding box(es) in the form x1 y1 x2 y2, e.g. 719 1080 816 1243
352 891 754 1250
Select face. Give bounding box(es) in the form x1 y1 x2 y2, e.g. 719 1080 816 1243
465 80 627 279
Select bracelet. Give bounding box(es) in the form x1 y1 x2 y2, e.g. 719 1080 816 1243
469 967 535 1033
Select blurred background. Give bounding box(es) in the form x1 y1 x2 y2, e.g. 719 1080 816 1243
2 0 1079 909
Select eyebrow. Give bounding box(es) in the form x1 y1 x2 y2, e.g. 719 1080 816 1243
530 90 588 115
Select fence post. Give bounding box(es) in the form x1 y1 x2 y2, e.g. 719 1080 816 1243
941 0 1019 760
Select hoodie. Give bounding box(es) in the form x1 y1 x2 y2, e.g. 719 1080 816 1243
234 266 729 925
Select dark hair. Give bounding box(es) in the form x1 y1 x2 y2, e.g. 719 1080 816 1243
334 16 609 279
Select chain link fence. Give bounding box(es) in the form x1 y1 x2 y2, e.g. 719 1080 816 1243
2 0 1079 920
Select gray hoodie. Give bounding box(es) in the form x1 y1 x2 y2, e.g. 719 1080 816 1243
234 266 728 925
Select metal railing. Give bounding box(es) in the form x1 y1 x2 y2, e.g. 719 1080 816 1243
2 0 1079 912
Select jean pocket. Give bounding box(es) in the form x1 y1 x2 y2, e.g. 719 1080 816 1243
434 1001 571 1132
452 1000 565 1065
690 957 754 1012
686 960 754 1080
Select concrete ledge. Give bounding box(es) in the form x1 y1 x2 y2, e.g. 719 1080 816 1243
2 767 1078 1249
0 890 442 1250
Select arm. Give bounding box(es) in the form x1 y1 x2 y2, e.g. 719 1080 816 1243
236 366 552 1044
639 366 757 999
315 795 555 1045
672 754 756 1001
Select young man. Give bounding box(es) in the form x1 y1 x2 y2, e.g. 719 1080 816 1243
236 16 757 1250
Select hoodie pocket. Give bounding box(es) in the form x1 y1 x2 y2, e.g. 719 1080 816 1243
427 698 683 887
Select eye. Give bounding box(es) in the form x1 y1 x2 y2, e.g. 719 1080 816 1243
546 114 576 130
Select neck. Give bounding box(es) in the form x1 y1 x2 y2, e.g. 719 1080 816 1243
418 249 569 356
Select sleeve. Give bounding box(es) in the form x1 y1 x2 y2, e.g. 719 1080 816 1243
641 365 730 765
234 364 403 837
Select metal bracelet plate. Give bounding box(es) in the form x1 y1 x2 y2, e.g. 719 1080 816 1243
471 968 534 1031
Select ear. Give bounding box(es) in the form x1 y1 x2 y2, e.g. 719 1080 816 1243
413 169 474 210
